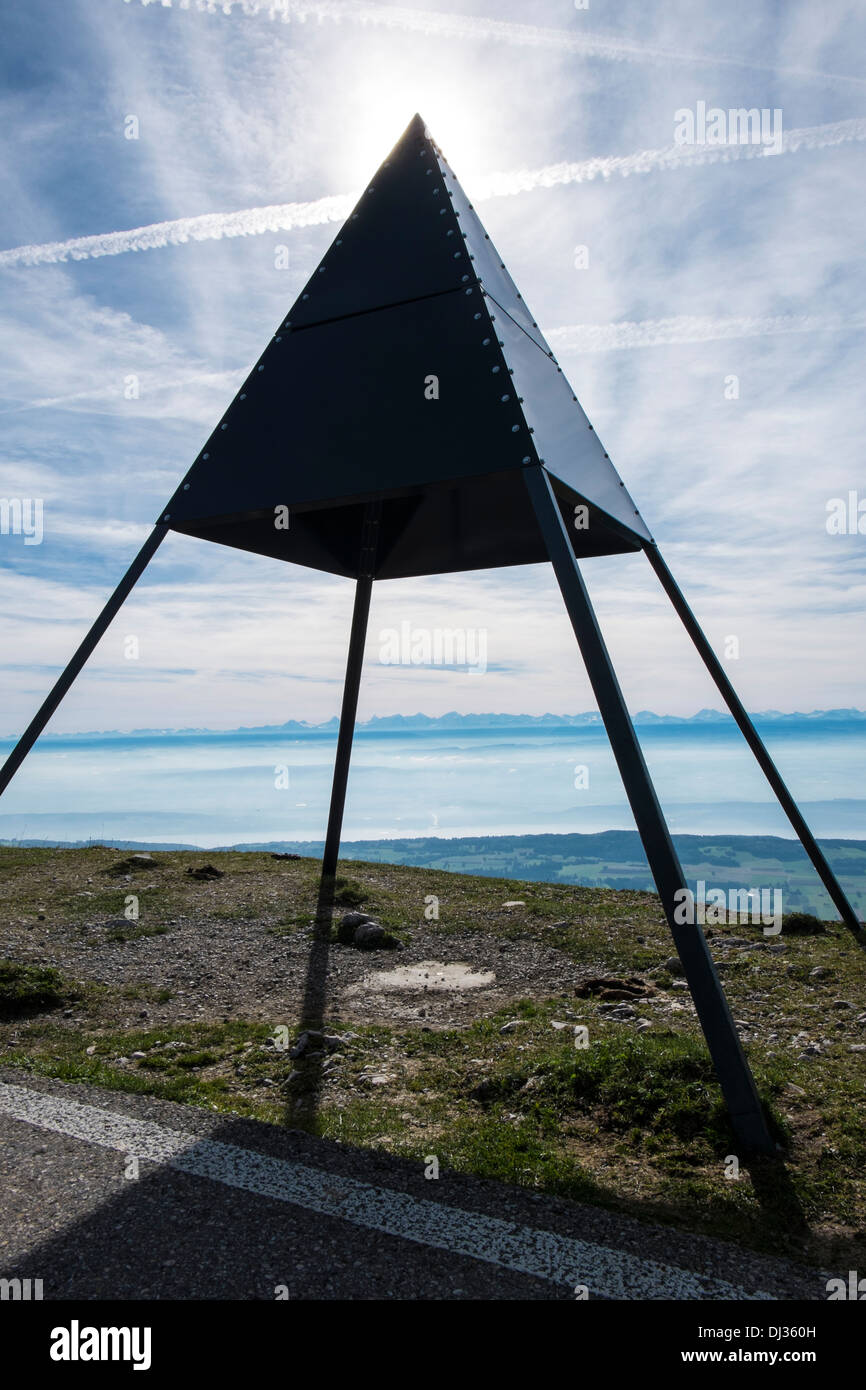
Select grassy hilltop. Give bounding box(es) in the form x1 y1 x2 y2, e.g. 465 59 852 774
0 845 864 1268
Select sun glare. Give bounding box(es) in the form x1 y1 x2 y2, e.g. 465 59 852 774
345 73 488 187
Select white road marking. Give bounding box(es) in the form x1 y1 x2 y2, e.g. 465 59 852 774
0 1081 771 1299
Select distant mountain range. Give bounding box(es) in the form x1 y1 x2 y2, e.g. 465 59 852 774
8 708 866 741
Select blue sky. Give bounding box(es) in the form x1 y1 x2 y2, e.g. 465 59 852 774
1 0 864 735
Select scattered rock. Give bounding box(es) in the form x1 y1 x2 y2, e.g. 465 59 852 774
186 864 224 881
499 1021 520 1035
848 1044 866 1054
809 966 831 980
270 852 302 860
501 901 525 909
105 853 160 875
600 1001 637 1020
289 1030 348 1059
785 1082 806 1096
354 922 400 950
518 1075 544 1095
337 911 372 943
664 956 684 975
831 1000 853 1010
131 1051 146 1059
575 973 656 1001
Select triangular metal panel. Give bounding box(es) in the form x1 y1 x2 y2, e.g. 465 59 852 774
164 285 535 526
432 139 550 355
284 114 470 330
489 305 653 542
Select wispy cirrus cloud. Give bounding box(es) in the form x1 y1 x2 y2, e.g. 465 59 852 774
3 116 865 270
123 0 866 89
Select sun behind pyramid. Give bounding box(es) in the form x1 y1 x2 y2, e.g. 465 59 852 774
161 113 650 579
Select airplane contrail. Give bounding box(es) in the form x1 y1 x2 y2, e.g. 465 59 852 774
123 0 866 90
545 311 866 354
3 116 864 270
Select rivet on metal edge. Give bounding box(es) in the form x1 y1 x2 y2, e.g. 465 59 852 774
258 365 265 372
500 395 510 402
163 514 171 521
511 425 520 433
473 312 482 320
302 294 310 300
522 456 531 464
482 338 491 346
221 423 228 429
202 453 210 460
183 484 190 490
491 365 500 373
461 274 469 282
239 395 246 401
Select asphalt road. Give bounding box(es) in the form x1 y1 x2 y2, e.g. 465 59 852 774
0 1068 829 1301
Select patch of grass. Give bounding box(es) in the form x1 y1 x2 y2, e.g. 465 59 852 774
104 922 168 943
0 960 76 1018
332 877 368 908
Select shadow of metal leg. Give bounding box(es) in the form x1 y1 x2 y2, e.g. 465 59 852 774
525 466 775 1154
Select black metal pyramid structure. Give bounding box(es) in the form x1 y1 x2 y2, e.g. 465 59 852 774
161 113 650 578
2 115 861 1155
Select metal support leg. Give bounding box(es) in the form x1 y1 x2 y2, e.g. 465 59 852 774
0 525 169 797
321 503 380 882
644 541 863 940
525 467 774 1153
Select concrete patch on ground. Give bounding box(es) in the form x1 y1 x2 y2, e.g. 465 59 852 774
347 960 496 996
